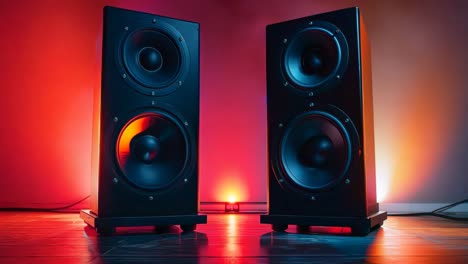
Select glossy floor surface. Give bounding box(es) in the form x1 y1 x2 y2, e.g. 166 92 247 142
0 212 467 263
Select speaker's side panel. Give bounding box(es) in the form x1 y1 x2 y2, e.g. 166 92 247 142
315 8 368 218
266 24 277 216
97 6 199 217
168 16 200 216
327 7 369 217
97 6 119 217
90 19 104 216
358 12 378 215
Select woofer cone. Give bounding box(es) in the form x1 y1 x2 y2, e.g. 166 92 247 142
116 112 189 191
283 21 348 90
279 111 352 191
123 29 181 88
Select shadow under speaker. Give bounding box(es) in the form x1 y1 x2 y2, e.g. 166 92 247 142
260 7 387 235
80 6 206 234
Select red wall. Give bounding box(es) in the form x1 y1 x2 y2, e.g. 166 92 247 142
0 1 103 207
1 0 466 208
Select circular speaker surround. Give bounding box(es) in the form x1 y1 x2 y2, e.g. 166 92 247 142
282 21 348 92
274 107 359 193
115 111 190 191
119 22 190 96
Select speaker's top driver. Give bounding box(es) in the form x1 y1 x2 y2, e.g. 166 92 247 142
119 21 191 96
283 21 349 91
123 29 181 87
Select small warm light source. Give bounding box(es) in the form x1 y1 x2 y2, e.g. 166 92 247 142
225 202 240 213
224 194 240 213
227 195 237 204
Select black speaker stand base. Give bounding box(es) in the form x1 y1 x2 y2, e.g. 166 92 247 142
260 211 387 236
80 210 207 235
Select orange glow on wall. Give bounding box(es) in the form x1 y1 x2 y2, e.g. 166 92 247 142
375 84 459 203
367 1 468 204
372 17 462 203
214 170 248 203
375 146 392 203
374 84 459 203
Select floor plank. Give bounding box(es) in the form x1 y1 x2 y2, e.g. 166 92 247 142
0 212 467 263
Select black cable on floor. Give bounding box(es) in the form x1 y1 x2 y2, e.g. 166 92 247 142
388 198 468 221
433 199 468 213
0 195 90 213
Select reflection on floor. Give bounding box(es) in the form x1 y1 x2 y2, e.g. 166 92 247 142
0 212 467 263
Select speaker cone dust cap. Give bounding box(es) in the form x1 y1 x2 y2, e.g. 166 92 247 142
116 112 189 191
283 21 348 90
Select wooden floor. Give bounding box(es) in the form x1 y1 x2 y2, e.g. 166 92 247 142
0 212 467 263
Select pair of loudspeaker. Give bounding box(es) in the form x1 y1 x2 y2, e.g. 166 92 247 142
80 6 386 236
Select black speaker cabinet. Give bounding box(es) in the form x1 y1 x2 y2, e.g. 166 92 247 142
80 6 206 234
260 7 387 235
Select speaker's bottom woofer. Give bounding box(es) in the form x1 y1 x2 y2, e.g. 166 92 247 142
116 111 190 191
276 109 358 193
